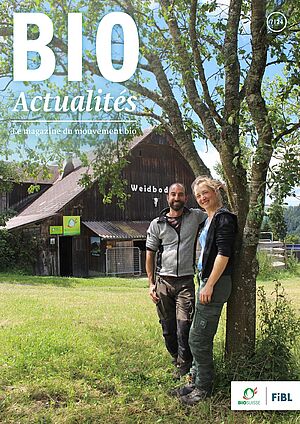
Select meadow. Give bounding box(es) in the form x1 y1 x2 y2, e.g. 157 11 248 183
0 272 299 423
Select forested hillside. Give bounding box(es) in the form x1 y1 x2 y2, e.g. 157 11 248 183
285 205 300 238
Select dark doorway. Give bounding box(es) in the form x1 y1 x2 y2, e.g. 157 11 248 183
133 240 146 274
59 236 73 276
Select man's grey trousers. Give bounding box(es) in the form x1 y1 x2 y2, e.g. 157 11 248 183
155 275 195 373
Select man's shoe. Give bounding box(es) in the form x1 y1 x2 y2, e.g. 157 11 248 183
169 383 195 397
187 371 196 385
180 387 211 406
172 367 182 380
171 355 178 366
172 364 190 380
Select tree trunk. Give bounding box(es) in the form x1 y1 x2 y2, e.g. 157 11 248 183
226 237 258 356
171 129 211 177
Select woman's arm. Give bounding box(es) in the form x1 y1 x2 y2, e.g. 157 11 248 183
200 213 237 304
199 254 229 304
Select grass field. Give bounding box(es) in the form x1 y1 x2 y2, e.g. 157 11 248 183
0 272 299 423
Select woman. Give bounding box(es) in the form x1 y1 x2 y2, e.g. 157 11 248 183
178 176 237 406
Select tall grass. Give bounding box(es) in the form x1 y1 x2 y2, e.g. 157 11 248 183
0 274 299 423
257 251 300 281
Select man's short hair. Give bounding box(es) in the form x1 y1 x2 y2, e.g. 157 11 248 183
168 182 186 194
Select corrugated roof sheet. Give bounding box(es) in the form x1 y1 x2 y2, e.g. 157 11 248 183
83 221 149 239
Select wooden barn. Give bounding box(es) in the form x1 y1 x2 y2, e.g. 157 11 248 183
6 129 198 277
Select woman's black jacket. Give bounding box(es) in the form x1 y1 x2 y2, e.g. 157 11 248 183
199 207 238 279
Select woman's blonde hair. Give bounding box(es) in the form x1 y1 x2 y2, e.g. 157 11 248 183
191 175 225 206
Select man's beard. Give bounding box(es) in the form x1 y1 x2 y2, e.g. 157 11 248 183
169 200 185 211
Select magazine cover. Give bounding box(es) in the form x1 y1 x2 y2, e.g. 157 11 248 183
0 0 299 422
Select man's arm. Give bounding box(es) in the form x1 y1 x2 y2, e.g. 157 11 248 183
191 208 207 223
146 249 159 303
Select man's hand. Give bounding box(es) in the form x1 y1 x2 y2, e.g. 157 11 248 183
199 283 213 304
149 283 160 303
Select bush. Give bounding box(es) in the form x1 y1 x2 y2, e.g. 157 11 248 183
285 234 299 244
257 250 277 280
0 230 16 269
286 252 299 273
0 209 17 227
255 281 300 380
0 229 39 273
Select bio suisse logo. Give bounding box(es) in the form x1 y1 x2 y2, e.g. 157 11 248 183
243 387 257 400
238 387 260 406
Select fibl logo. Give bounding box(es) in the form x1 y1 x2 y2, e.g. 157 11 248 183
272 393 293 402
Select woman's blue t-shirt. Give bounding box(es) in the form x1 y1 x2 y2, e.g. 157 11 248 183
198 218 211 271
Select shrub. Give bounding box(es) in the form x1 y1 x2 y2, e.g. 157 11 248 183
0 209 17 227
286 252 299 274
257 250 278 280
255 281 300 380
285 234 300 244
0 230 16 269
0 229 39 273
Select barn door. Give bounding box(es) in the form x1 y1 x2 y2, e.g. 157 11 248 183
59 236 73 276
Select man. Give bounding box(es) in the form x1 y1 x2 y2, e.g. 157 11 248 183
146 182 206 378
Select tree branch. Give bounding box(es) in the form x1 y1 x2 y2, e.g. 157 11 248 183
127 110 170 127
245 0 273 233
50 35 167 109
159 0 221 149
273 121 300 144
0 78 13 91
223 0 242 121
201 34 223 52
189 0 223 126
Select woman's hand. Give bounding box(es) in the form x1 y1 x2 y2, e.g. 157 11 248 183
199 283 214 304
200 255 230 304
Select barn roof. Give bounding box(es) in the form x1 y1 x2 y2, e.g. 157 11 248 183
129 128 153 149
19 165 60 184
5 212 58 230
2 163 60 185
6 164 87 230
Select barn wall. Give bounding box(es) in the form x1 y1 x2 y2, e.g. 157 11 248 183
60 133 197 221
